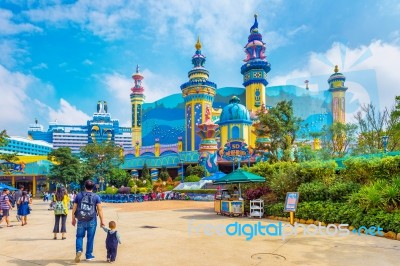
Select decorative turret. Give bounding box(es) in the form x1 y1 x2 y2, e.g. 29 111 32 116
218 96 252 147
130 65 145 146
241 15 271 148
328 65 348 123
181 38 217 151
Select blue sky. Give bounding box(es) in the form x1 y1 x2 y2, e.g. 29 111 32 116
1 0 399 136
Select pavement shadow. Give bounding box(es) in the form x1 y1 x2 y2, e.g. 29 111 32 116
7 259 75 265
8 259 108 265
9 238 58 241
179 214 228 220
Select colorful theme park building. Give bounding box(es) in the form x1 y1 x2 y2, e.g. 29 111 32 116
122 15 348 176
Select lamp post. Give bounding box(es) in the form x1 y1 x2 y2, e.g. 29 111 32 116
97 154 105 191
382 136 389 153
99 177 105 191
180 158 184 183
232 157 238 172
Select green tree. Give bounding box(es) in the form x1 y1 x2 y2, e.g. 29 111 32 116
158 166 169 181
257 100 303 162
387 96 400 151
185 164 193 177
108 167 130 188
0 152 20 174
80 142 124 186
0 130 9 147
294 144 318 162
47 147 81 187
354 103 389 154
185 164 205 178
320 122 358 158
141 163 150 179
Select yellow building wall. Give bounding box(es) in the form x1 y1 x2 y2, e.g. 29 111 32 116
186 99 213 151
131 98 144 146
245 83 266 112
332 91 346 124
220 126 228 147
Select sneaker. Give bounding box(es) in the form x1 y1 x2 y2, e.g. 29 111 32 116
86 256 95 261
74 251 82 263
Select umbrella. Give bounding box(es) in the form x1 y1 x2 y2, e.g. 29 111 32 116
0 183 18 191
202 171 226 181
213 169 265 198
212 169 265 184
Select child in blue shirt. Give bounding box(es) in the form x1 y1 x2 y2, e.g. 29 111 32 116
102 221 121 263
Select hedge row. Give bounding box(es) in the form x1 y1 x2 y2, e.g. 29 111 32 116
265 201 400 233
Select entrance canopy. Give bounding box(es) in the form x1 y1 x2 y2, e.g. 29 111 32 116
213 169 265 184
0 183 18 191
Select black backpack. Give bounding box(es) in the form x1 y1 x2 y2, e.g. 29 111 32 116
75 192 96 221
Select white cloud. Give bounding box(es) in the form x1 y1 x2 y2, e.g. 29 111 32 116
23 0 287 61
82 59 93 65
287 24 309 37
0 64 54 136
269 41 400 121
103 69 181 104
0 39 28 68
146 0 278 62
24 0 141 40
32 62 48 69
47 98 91 124
0 64 34 124
103 72 131 102
0 8 41 35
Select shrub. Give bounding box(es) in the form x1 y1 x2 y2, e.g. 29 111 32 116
244 186 271 200
297 181 327 201
265 201 400 233
184 175 201 182
327 181 360 201
269 162 301 200
298 160 337 184
350 178 400 212
173 189 217 194
105 187 118 194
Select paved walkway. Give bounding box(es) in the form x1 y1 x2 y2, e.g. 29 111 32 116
0 199 399 266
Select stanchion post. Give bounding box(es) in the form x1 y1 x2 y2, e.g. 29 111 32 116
290 211 295 225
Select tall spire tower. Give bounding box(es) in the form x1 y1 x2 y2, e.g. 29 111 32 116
130 65 145 146
181 37 217 151
328 65 348 123
241 15 271 146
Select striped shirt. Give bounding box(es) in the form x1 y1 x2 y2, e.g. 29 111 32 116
0 194 10 210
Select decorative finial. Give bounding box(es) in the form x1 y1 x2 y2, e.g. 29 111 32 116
229 96 241 104
136 64 140 73
195 36 202 50
250 14 259 33
334 65 339 73
304 80 309 90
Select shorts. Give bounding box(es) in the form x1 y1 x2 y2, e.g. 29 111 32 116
1 209 10 216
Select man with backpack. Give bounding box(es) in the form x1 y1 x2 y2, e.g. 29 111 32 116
71 180 105 263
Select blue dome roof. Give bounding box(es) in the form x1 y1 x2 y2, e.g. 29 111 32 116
218 96 252 125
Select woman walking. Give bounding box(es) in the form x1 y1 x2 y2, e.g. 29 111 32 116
52 187 70 240
17 191 31 226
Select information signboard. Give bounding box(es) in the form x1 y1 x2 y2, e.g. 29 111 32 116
284 192 300 212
